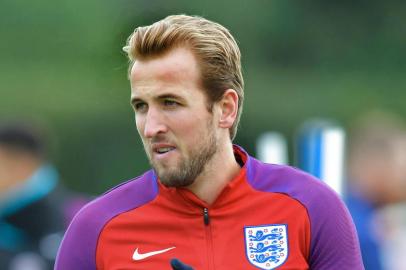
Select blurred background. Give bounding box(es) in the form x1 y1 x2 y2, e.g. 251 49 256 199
1 0 405 193
1 0 406 269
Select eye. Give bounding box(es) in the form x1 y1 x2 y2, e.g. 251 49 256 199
163 99 178 107
133 102 148 113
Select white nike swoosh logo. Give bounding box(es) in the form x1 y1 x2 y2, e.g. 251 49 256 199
132 246 176 261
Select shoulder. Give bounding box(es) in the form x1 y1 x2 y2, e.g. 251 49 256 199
55 170 158 270
245 156 364 269
236 145 341 214
246 156 347 223
246 156 338 205
65 170 158 239
74 170 158 227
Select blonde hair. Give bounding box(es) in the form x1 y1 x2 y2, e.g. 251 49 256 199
123 14 244 140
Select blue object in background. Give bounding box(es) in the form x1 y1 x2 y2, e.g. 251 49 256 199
295 119 346 196
345 190 383 270
296 118 384 269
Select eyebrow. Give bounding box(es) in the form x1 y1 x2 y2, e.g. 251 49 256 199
130 93 185 106
130 97 142 106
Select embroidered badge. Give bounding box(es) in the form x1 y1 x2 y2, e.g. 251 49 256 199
244 224 288 270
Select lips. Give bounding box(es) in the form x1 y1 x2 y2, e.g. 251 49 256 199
151 143 176 155
156 147 175 154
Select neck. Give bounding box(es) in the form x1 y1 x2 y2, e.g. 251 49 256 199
186 141 241 205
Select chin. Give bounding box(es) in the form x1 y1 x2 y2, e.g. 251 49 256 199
157 170 195 188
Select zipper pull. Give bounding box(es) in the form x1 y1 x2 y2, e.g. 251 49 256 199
203 208 210 225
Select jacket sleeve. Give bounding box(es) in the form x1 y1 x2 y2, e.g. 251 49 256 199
54 173 158 270
54 202 101 270
306 183 365 269
236 155 365 269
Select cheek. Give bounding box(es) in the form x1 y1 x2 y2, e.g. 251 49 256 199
135 116 145 137
182 117 213 140
167 119 198 145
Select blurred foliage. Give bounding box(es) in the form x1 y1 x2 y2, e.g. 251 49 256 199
1 0 405 193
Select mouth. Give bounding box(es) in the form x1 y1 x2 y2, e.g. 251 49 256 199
155 147 176 154
151 143 177 156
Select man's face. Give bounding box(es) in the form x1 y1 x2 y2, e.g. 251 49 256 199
130 47 219 187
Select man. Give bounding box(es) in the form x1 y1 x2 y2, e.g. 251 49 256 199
55 15 364 269
0 122 87 269
346 111 406 270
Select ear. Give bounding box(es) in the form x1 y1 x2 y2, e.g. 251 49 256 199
217 89 239 129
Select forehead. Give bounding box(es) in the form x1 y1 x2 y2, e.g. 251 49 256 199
130 47 202 95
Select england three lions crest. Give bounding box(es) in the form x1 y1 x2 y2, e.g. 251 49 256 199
244 224 288 270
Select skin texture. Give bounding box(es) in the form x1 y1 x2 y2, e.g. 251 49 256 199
130 47 240 204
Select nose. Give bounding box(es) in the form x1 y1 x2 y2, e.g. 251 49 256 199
141 107 168 138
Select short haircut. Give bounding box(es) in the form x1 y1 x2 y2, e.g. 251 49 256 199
0 123 45 158
123 14 244 140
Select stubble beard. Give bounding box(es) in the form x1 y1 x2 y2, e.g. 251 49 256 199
146 123 218 188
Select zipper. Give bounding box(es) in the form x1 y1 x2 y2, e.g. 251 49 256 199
203 207 210 225
203 208 214 270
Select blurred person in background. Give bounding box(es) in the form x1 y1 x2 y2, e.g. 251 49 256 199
346 111 406 270
56 14 363 270
0 122 87 270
